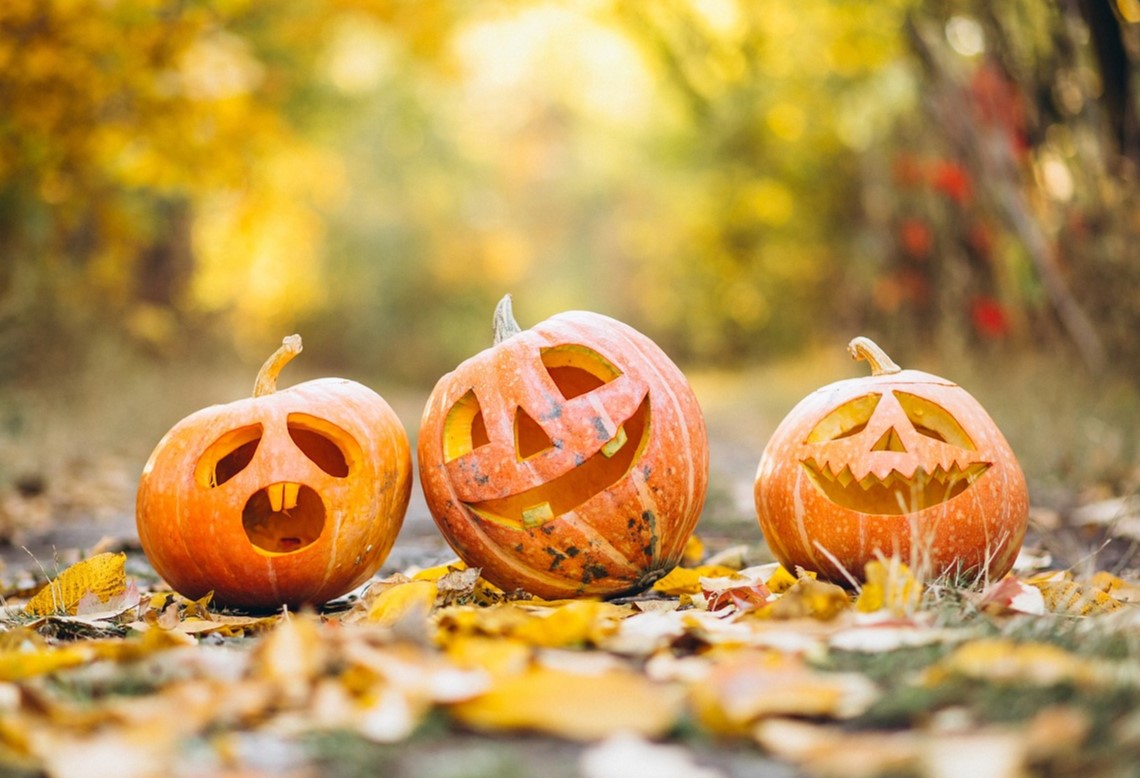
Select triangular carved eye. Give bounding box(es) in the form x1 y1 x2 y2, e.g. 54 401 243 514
443 389 490 462
288 414 354 477
197 424 262 488
541 345 621 399
894 391 975 450
805 394 881 444
515 407 554 460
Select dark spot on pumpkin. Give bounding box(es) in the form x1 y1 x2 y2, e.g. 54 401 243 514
474 473 490 485
592 416 609 441
643 544 654 557
582 564 609 584
573 453 586 467
641 464 652 479
565 546 580 558
545 547 567 570
542 400 563 421
541 523 555 535
514 543 525 553
552 438 563 449
627 517 637 529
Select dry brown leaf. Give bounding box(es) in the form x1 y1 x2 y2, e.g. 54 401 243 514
759 576 850 621
23 552 127 617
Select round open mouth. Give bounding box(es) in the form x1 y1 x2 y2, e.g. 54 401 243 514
801 459 991 515
466 395 650 529
242 482 325 553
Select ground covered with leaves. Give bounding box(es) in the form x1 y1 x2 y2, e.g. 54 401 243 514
3 522 1140 778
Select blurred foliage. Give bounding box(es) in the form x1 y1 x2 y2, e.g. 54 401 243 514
1 0 1138 385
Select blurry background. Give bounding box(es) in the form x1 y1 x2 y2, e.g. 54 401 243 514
1 0 1138 546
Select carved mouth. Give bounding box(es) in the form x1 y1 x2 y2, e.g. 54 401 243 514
466 395 650 529
801 459 991 515
242 482 325 553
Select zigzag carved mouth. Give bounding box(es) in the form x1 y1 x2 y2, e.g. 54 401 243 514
801 458 991 515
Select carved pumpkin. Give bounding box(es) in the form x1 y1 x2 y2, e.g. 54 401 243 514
755 337 1027 584
418 295 709 599
136 335 411 610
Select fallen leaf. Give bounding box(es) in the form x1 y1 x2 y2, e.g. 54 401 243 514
856 558 922 616
759 576 850 621
651 565 741 596
978 577 1045 616
692 651 879 735
24 553 127 617
449 664 682 740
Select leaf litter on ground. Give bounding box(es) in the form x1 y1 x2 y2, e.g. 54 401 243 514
1 534 1140 777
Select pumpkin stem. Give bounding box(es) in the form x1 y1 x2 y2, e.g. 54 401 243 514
493 294 523 344
847 336 901 376
253 335 303 397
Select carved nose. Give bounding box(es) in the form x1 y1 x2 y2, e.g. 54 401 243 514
871 426 907 453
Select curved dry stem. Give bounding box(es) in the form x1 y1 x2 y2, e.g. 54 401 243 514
253 334 303 397
847 336 901 377
493 294 523 345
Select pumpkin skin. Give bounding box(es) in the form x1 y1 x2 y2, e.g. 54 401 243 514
137 335 411 610
418 296 709 599
755 337 1028 584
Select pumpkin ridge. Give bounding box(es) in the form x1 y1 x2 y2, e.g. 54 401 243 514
603 318 706 525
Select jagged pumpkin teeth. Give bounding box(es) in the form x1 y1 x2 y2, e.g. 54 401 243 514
601 426 628 458
755 336 1028 585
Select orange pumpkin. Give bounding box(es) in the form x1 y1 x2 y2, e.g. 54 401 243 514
136 335 411 610
755 337 1027 584
418 295 709 599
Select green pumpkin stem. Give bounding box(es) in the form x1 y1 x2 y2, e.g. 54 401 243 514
493 294 523 344
254 334 303 397
847 336 901 376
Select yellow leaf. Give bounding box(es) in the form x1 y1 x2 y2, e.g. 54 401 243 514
510 600 628 648
23 553 127 617
765 565 802 594
449 665 682 740
1033 579 1123 616
692 651 879 735
927 639 1097 687
366 580 439 627
760 576 850 621
651 565 741 596
856 558 923 616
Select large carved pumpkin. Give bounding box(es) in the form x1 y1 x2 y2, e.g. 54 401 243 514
418 296 709 599
755 337 1028 584
137 335 411 610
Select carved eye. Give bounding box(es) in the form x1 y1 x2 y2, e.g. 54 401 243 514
287 414 355 477
443 390 490 463
805 394 881 444
541 345 621 399
893 391 975 449
197 424 262 488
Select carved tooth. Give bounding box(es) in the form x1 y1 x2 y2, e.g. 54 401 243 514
283 482 300 511
522 502 554 528
601 425 628 458
268 483 285 512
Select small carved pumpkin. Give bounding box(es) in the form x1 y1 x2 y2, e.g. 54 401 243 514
418 296 709 599
755 337 1028 584
136 335 411 610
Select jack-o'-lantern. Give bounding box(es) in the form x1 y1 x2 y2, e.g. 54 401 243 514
755 337 1027 584
418 295 709 599
137 335 411 611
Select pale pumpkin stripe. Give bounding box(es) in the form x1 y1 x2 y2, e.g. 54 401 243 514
559 511 646 576
461 507 641 595
605 322 701 525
